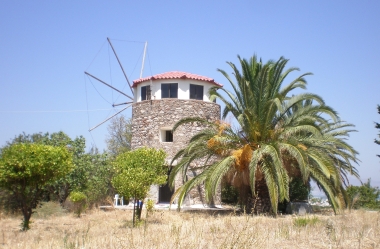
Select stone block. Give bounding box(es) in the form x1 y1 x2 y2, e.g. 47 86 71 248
286 202 313 215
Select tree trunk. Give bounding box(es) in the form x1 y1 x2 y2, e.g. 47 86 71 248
250 180 272 215
21 206 32 231
18 186 41 231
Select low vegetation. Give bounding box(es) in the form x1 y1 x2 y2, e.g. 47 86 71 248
68 191 87 218
347 179 380 210
0 203 379 248
293 216 319 227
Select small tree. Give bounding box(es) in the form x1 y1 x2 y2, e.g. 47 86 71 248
83 150 115 207
0 143 73 230
347 179 380 210
68 191 87 217
112 147 167 226
106 115 132 156
3 131 87 204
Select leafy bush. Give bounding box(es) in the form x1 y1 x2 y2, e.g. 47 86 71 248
289 177 310 201
347 179 380 210
68 191 87 217
82 152 116 207
146 199 155 216
221 184 239 204
293 216 319 227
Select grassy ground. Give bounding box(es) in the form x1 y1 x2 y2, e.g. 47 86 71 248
1 202 379 249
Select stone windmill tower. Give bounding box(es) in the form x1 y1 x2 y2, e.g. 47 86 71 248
131 71 222 204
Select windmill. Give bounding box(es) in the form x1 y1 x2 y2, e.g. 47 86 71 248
84 37 148 131
84 39 223 205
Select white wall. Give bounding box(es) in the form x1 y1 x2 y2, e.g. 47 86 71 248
133 79 217 102
133 85 138 102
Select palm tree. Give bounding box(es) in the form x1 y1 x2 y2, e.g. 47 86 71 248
169 55 359 214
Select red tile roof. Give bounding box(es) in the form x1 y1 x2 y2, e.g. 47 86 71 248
132 71 222 87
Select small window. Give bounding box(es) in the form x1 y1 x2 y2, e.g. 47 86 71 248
161 83 178 98
161 129 173 142
165 130 173 142
141 85 151 101
190 84 204 100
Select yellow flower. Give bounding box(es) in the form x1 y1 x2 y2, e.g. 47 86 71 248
231 144 252 171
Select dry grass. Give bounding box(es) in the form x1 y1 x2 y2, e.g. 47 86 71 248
1 202 380 248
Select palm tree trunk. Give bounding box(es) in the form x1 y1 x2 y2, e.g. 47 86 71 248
250 180 272 215
238 182 272 214
238 185 253 213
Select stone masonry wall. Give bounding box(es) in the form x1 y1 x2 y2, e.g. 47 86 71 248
131 99 221 205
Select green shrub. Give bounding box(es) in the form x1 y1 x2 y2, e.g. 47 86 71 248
146 199 155 216
221 184 239 204
347 179 380 210
68 191 87 217
293 216 319 227
289 177 310 201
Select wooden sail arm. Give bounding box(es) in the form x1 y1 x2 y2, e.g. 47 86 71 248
89 105 131 131
84 71 133 100
112 101 133 107
107 37 134 94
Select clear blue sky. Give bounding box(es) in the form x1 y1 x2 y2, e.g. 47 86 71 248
1 1 379 191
